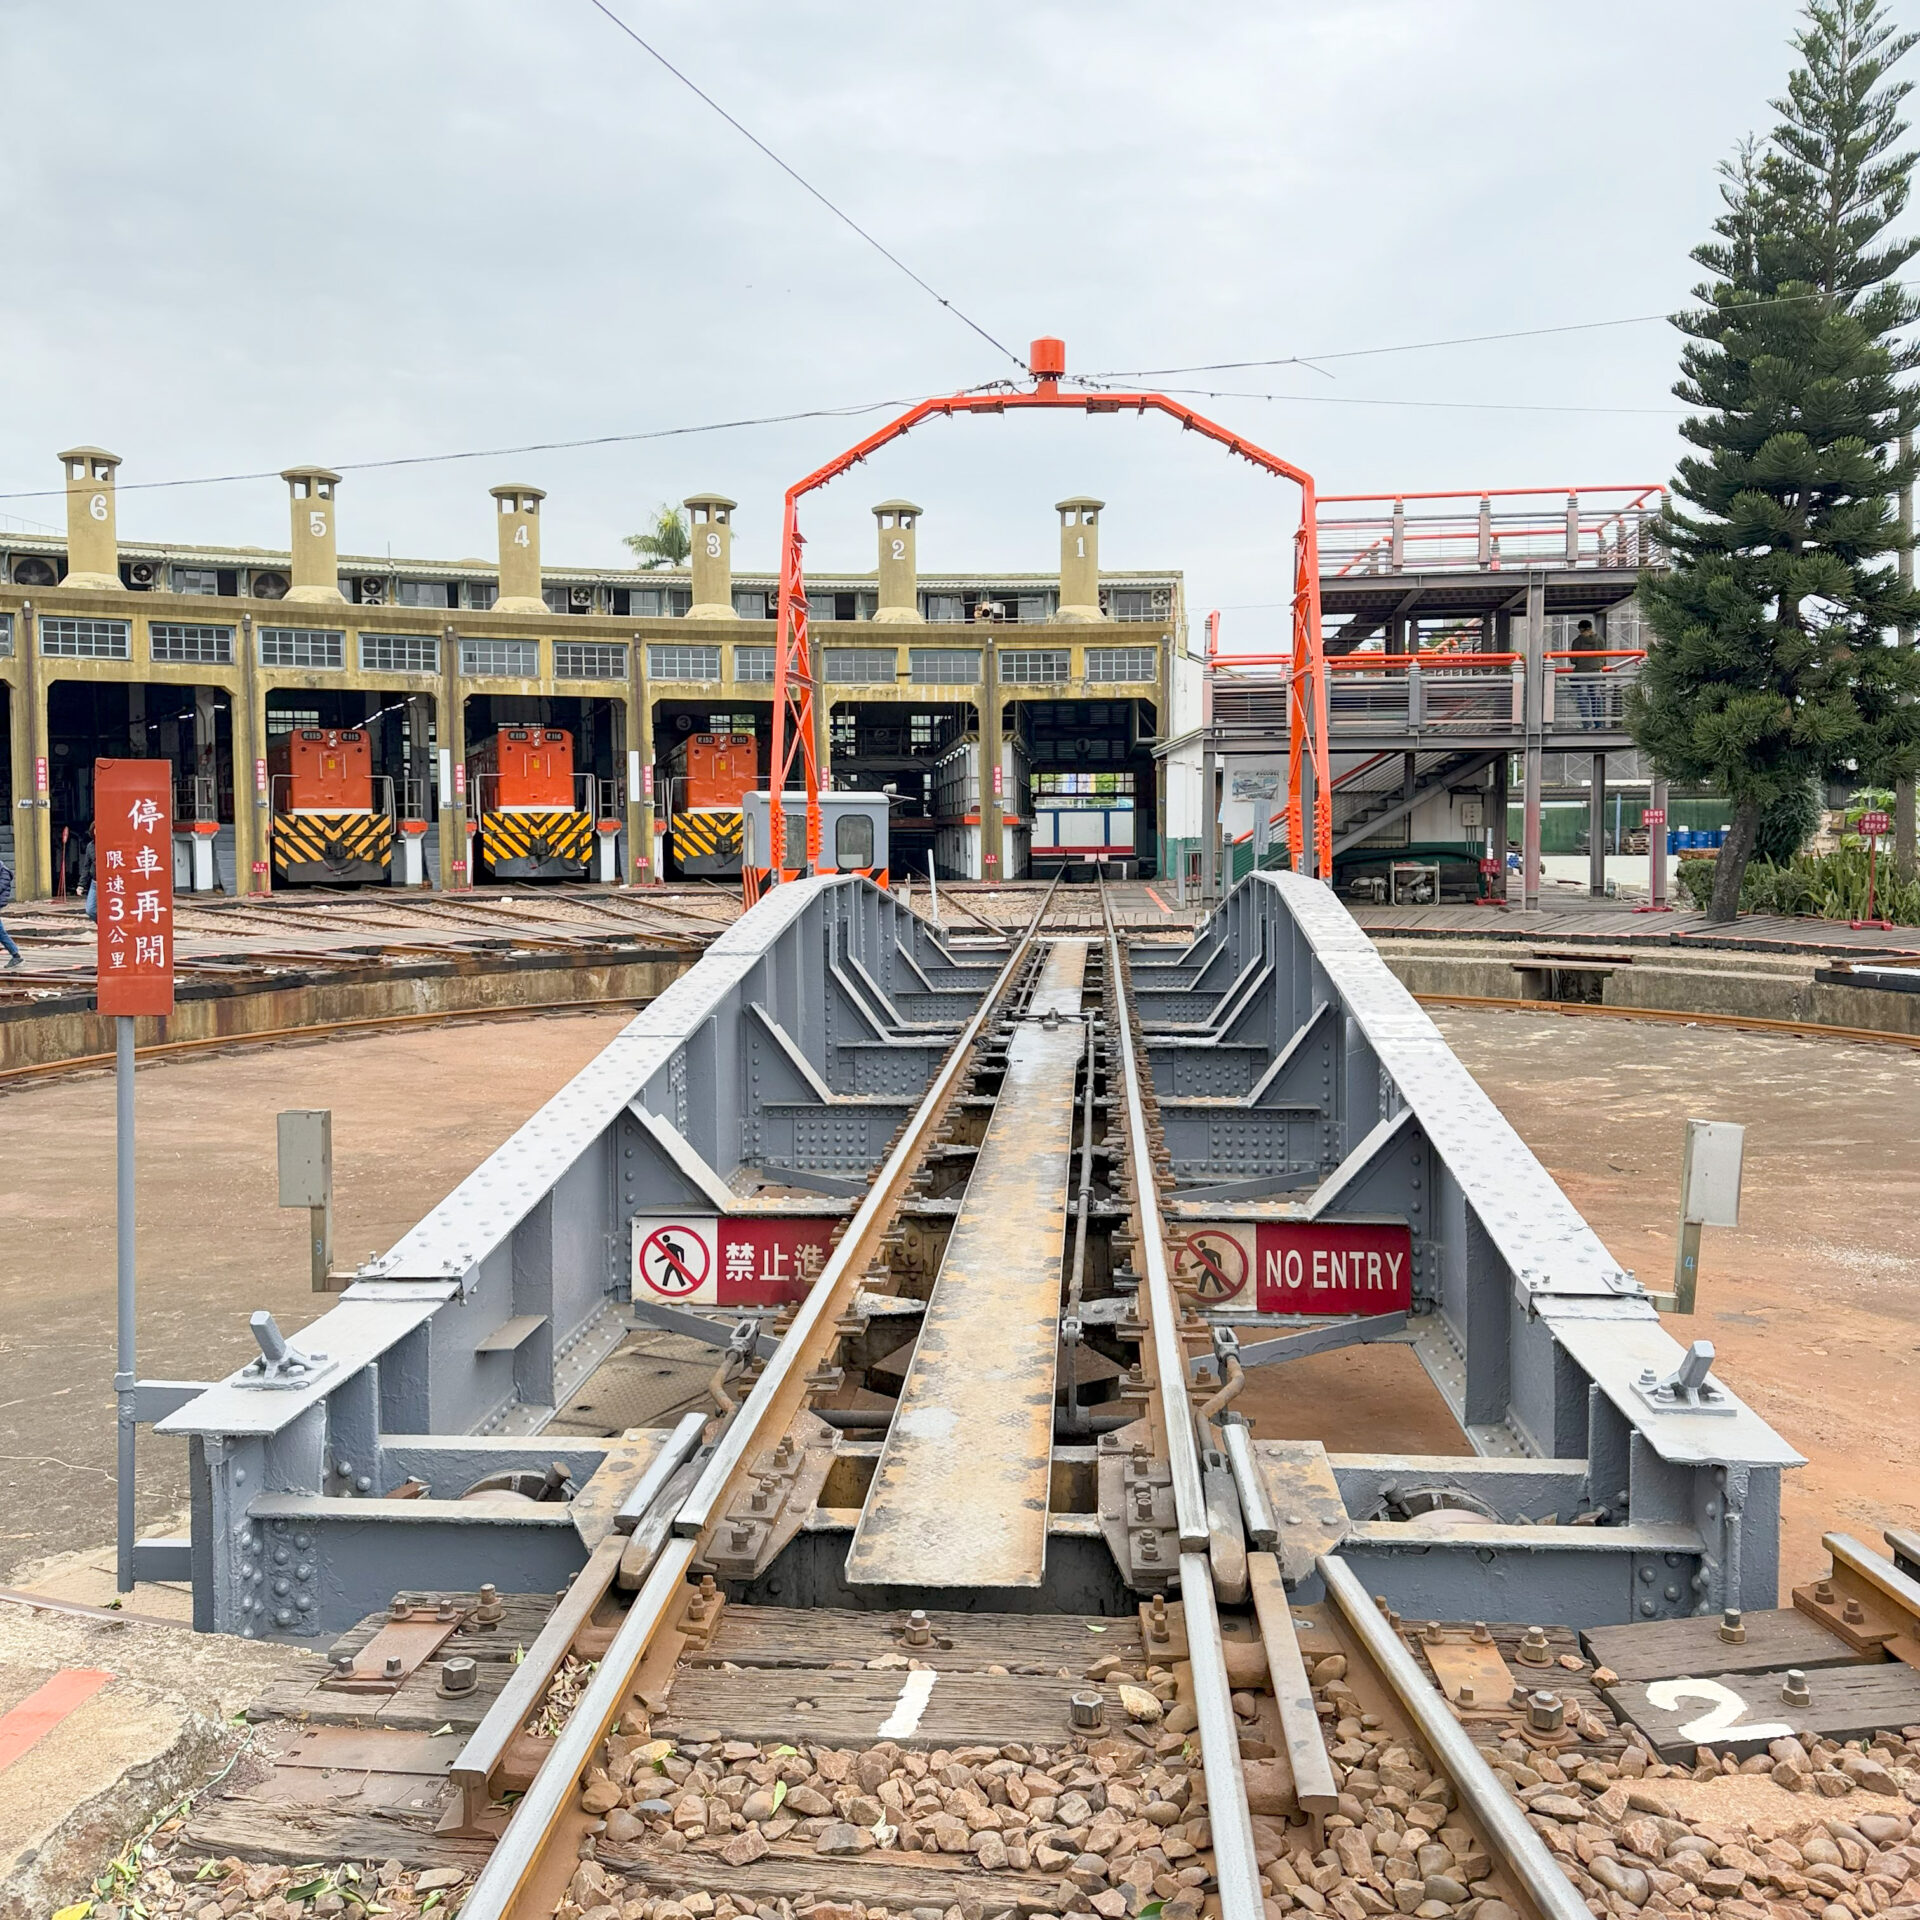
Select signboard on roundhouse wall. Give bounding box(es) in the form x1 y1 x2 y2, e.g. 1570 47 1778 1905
94 759 175 1018
1171 1219 1413 1315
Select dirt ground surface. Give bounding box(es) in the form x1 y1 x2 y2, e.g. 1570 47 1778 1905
0 1006 636 1582
1430 1004 1920 1591
0 998 1906 1597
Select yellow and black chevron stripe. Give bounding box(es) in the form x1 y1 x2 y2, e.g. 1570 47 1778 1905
273 811 393 879
672 808 744 876
479 807 593 873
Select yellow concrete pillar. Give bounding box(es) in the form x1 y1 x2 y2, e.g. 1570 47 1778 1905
439 625 467 888
5 661 31 897
685 494 739 619
629 640 654 884
873 500 924 624
282 467 345 603
58 446 124 590
1053 496 1105 623
13 607 49 899
491 483 546 614
235 613 267 893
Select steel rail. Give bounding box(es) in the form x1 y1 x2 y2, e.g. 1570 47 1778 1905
459 876 1064 1919
1101 875 1262 1920
1319 1552 1590 1920
0 995 665 1087
1406 990 1920 1052
1177 1551 1268 1920
674 874 1062 1538
459 1537 699 1920
1099 886 1208 1548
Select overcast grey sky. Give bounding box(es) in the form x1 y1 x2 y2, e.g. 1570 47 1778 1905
1 0 1841 646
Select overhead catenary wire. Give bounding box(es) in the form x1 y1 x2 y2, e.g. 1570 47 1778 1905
1135 383 1687 419
0 377 1686 507
0 396 948 503
582 0 1028 377
1081 280 1920 382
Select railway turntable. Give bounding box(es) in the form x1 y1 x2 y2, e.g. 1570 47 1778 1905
121 869 1914 1920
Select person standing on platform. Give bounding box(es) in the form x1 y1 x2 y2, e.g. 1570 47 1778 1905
1572 618 1603 725
0 855 22 969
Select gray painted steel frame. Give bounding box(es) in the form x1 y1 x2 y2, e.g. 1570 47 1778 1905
1140 871 1800 1624
158 878 995 1638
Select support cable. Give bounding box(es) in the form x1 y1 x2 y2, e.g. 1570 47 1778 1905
584 0 1028 375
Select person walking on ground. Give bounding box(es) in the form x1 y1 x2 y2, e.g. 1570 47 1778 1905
0 854 23 970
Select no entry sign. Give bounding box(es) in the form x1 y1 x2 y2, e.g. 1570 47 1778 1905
95 760 175 1018
631 1214 838 1306
1256 1221 1412 1312
1171 1220 1414 1315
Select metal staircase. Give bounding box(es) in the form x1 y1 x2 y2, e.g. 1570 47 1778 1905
1330 747 1501 856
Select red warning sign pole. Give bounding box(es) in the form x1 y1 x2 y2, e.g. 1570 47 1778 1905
94 759 176 1597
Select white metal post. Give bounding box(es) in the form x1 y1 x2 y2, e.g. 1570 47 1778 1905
1522 575 1546 912
1589 752 1607 897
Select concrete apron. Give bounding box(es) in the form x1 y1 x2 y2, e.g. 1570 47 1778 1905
1375 938 1920 1041
0 1603 309 1920
0 949 696 1077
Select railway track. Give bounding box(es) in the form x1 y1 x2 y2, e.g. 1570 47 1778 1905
354 875 1590 1920
55 867 1920 1920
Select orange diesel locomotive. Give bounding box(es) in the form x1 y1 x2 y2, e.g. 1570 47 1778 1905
468 726 592 880
267 728 394 884
662 730 757 878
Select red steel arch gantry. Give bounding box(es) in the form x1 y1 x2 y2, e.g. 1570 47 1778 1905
756 338 1330 895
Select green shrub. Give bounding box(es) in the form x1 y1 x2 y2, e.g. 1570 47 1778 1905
1673 846 1920 922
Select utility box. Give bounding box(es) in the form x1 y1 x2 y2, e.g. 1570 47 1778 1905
277 1109 333 1210
1681 1119 1744 1227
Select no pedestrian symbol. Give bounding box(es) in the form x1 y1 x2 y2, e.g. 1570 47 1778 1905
1183 1230 1248 1304
637 1224 709 1298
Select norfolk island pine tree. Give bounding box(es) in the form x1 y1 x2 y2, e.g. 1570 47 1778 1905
1630 0 1920 924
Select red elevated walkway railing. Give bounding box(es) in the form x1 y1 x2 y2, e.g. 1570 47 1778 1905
1317 484 1666 578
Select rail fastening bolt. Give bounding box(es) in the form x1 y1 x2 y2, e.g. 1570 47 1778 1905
905 1608 933 1647
1518 1625 1553 1666
1719 1608 1746 1644
1781 1668 1812 1708
1527 1690 1564 1732
1070 1691 1105 1729
439 1655 478 1696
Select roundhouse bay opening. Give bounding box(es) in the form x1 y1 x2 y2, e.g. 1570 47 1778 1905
48 675 235 895
652 697 769 882
462 691 623 884
828 695 976 885
1017 690 1159 879
263 683 423 887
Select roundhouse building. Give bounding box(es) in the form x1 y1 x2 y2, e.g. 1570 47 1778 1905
0 454 1182 899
